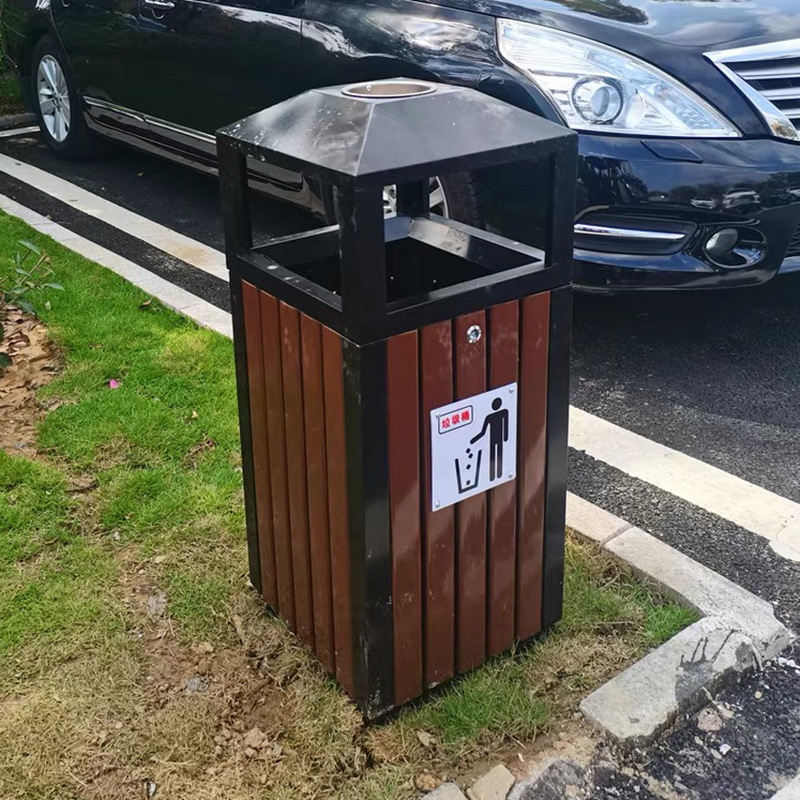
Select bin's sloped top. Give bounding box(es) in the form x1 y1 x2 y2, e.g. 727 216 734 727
217 81 574 184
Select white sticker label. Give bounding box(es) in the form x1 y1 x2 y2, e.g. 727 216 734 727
430 383 518 511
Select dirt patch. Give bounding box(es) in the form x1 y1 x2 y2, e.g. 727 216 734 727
0 308 59 455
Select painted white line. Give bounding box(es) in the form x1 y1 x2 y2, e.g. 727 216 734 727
0 193 231 339
0 152 227 281
0 126 40 139
570 406 800 562
771 774 800 800
2 164 800 562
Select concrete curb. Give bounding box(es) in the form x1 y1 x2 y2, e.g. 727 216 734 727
0 112 35 130
567 491 795 749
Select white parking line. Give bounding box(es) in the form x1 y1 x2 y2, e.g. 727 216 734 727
0 193 231 339
770 774 800 800
570 407 800 562
0 152 228 281
2 164 800 563
0 126 41 139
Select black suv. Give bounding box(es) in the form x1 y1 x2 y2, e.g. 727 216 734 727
3 0 800 290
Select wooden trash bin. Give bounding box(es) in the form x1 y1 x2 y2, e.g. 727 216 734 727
217 80 577 719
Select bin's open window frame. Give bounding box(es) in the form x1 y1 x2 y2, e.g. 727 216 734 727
218 128 577 345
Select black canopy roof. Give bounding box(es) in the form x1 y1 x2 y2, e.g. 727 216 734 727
217 80 574 186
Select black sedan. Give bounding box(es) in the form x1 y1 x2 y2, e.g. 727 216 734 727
3 0 800 290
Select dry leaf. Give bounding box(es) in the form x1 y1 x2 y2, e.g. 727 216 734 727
416 730 434 749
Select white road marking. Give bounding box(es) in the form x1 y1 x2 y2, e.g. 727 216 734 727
0 152 227 281
770 774 800 800
570 406 800 562
2 163 800 564
0 193 231 339
0 126 41 139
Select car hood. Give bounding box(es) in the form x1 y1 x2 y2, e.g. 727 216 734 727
430 0 800 53
482 0 800 50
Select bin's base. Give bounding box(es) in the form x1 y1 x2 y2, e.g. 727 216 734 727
231 277 571 718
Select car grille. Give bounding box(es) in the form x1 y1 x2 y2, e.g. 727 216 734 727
707 39 800 142
787 224 800 258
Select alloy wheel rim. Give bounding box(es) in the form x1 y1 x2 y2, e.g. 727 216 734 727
383 177 450 217
37 56 71 143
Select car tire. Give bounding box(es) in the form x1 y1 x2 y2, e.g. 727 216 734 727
31 35 95 158
438 171 485 229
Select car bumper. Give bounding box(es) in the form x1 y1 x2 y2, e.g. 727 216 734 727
572 134 800 291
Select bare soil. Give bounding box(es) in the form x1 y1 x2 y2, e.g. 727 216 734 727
0 308 59 455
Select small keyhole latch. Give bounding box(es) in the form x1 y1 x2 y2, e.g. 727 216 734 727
466 324 482 344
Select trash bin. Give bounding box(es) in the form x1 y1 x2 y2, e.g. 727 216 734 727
217 80 577 719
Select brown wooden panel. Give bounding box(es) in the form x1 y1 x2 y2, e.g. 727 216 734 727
322 326 355 695
516 292 550 640
453 312 488 672
387 331 422 705
420 321 455 687
260 292 295 627
280 302 315 649
242 282 277 608
487 301 519 656
301 314 335 672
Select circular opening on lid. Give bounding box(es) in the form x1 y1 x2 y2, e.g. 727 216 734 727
342 80 437 99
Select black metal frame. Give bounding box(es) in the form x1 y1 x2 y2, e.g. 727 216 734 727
541 285 573 631
342 339 395 717
218 129 577 346
229 273 262 595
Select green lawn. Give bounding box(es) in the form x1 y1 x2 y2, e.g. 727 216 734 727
0 211 696 799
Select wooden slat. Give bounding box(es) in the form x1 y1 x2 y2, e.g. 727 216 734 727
487 301 519 656
322 326 355 695
242 282 277 608
516 292 550 640
453 311 488 672
279 302 314 649
260 292 295 627
387 331 422 705
420 321 455 687
301 314 334 672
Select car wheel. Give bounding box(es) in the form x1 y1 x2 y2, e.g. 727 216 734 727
383 173 484 227
31 36 95 158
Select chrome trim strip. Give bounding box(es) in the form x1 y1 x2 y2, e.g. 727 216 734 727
573 223 686 242
706 41 800 142
83 96 214 143
147 116 215 143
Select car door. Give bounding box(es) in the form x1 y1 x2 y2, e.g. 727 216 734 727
133 0 305 139
50 0 148 137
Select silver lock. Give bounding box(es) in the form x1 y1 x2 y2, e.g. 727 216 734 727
466 324 482 344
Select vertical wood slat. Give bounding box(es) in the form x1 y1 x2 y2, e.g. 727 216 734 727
516 292 550 640
279 302 315 649
260 293 295 627
420 321 455 687
453 311 487 672
301 314 334 673
242 282 278 608
387 331 423 705
322 326 355 695
487 301 519 656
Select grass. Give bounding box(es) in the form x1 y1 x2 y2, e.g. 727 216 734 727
0 210 697 799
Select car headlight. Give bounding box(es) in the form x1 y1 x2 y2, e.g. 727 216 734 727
497 20 740 138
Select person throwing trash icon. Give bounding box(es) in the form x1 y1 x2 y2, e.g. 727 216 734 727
470 397 509 482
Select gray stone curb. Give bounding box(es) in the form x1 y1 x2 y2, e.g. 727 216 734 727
0 112 35 130
566 491 796 749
